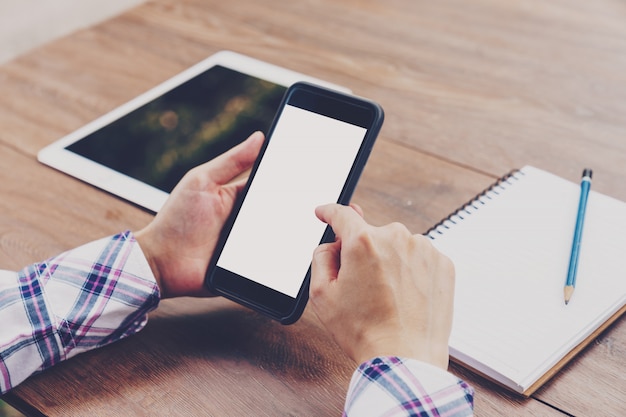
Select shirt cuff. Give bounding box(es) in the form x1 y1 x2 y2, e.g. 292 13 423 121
42 230 161 354
5 231 160 390
344 356 474 417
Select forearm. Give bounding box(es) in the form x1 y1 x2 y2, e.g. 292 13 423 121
0 231 159 393
344 357 474 417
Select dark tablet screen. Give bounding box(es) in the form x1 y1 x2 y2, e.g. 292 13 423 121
66 65 286 193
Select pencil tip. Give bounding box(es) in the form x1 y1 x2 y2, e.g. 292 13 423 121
564 285 575 305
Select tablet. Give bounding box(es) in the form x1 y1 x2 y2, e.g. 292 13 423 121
38 51 349 212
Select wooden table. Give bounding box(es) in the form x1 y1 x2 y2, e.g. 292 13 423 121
1 0 625 415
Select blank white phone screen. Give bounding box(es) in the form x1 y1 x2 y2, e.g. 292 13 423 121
216 104 366 297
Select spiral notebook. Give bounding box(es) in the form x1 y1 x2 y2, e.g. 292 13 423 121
427 165 626 396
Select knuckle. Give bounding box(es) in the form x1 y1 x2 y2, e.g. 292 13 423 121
308 274 324 299
352 227 375 250
388 221 410 237
309 280 323 298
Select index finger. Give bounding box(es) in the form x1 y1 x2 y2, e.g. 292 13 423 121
315 203 367 241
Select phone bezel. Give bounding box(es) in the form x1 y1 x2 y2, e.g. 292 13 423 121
205 82 384 324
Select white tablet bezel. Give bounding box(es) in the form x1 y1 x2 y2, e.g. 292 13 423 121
37 50 350 212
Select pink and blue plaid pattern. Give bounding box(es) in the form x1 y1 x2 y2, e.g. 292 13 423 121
344 357 474 416
0 231 159 393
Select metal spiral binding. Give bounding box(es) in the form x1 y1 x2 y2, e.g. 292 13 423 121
425 169 525 239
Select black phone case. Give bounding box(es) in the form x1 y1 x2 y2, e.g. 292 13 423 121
206 82 384 325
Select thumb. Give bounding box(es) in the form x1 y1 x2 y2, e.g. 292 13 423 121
199 131 264 185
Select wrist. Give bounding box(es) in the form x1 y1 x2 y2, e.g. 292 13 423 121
354 335 449 371
134 227 165 296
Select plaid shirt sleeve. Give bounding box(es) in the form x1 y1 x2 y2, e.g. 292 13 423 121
344 357 474 417
0 230 160 394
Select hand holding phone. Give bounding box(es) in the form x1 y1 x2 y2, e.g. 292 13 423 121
205 82 384 324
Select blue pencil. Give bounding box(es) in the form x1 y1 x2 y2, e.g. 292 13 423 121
564 168 592 305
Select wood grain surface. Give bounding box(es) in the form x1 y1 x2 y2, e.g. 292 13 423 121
1 0 625 415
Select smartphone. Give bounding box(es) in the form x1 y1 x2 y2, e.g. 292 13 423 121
205 82 384 324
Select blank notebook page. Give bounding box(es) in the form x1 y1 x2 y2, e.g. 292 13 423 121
429 165 626 392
